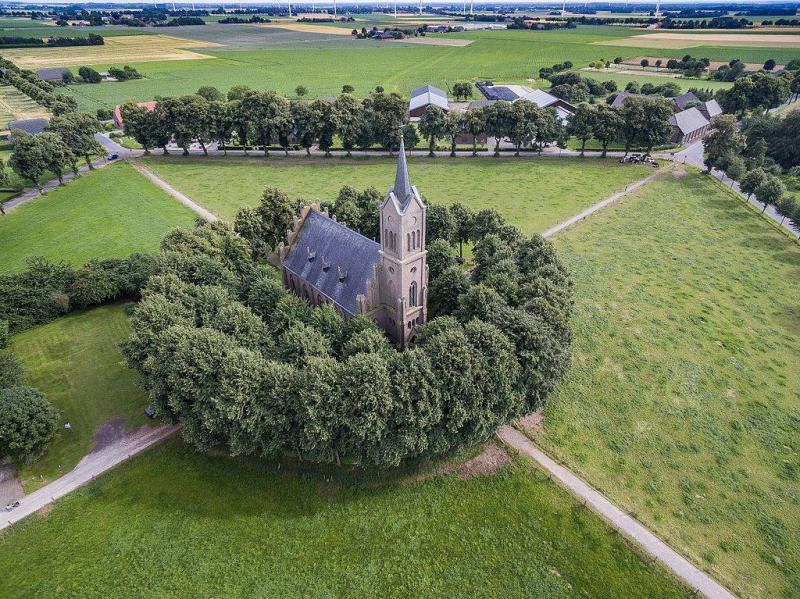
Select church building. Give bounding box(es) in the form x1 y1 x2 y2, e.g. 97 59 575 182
278 138 428 348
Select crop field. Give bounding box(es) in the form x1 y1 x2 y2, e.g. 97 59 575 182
1 34 221 69
10 304 150 492
43 24 794 113
597 32 800 50
0 437 690 599
0 84 48 131
532 171 800 598
0 162 197 274
137 155 652 231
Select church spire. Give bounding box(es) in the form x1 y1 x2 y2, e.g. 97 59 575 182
393 134 413 208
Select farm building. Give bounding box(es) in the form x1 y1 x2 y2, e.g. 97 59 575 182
35 67 70 82
112 101 157 127
672 92 701 111
670 107 710 144
698 99 722 121
408 85 450 118
476 83 576 122
279 138 428 349
9 117 48 135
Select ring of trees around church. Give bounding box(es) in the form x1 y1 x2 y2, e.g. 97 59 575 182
123 188 573 467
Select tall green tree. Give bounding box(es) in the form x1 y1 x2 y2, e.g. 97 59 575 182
333 93 360 157
740 167 767 199
46 112 102 169
234 186 296 256
291 100 317 156
241 90 291 157
9 131 47 191
566 103 594 156
39 131 73 184
484 100 513 157
508 100 539 156
418 105 447 157
462 106 485 156
0 386 59 464
704 115 746 173
592 104 623 157
449 201 475 259
754 174 786 213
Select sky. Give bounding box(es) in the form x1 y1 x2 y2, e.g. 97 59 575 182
12 0 798 5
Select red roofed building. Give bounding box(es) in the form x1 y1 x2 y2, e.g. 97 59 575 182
113 101 157 128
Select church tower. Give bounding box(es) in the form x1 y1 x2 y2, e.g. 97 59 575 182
378 136 428 348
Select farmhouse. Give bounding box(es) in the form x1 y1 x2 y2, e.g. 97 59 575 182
279 138 428 348
112 101 156 127
669 106 710 144
476 83 576 121
408 84 450 118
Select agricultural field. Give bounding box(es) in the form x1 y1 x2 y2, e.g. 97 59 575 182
0 437 690 599
0 84 48 131
532 171 800 598
137 155 652 230
9 304 150 491
44 25 763 112
0 162 197 274
0 34 221 69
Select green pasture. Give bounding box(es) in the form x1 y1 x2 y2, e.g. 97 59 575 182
537 171 800 598
10 304 151 492
0 162 196 274
138 155 652 232
0 437 690 599
52 26 797 112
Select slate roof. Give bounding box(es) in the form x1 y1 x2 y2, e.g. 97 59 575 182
518 88 559 108
611 91 633 108
8 117 48 134
482 85 521 101
411 84 446 98
701 99 722 119
467 99 495 110
673 91 700 111
392 136 414 210
36 67 70 81
282 210 380 317
670 106 710 135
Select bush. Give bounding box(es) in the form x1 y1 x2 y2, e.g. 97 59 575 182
0 351 23 389
96 107 113 120
0 386 59 464
0 319 8 349
78 66 102 84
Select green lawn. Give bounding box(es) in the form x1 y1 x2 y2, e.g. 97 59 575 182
533 171 800 598
0 162 197 274
139 155 652 233
9 304 151 492
0 438 689 599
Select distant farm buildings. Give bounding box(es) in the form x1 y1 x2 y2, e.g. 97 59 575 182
476 82 577 122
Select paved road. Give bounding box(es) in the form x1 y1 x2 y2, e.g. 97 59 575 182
497 426 738 599
1 425 179 530
2 134 132 213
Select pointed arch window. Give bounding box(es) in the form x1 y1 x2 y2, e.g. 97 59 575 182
409 281 418 307
407 233 411 251
416 229 421 249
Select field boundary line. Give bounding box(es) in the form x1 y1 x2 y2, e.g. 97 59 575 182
541 168 664 238
497 425 738 599
130 161 219 223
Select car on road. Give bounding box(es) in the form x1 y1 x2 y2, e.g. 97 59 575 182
107 153 119 161
4 501 20 512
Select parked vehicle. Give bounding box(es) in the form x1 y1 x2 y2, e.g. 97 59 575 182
4 501 20 512
107 153 119 161
144 406 157 419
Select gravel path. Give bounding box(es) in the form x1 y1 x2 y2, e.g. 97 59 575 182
1 425 179 531
541 168 664 238
497 426 738 599
130 161 219 222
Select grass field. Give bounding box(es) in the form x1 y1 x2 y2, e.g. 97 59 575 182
0 162 197 274
0 437 690 599
532 171 800 598
49 26 785 113
138 155 652 232
9 304 151 491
